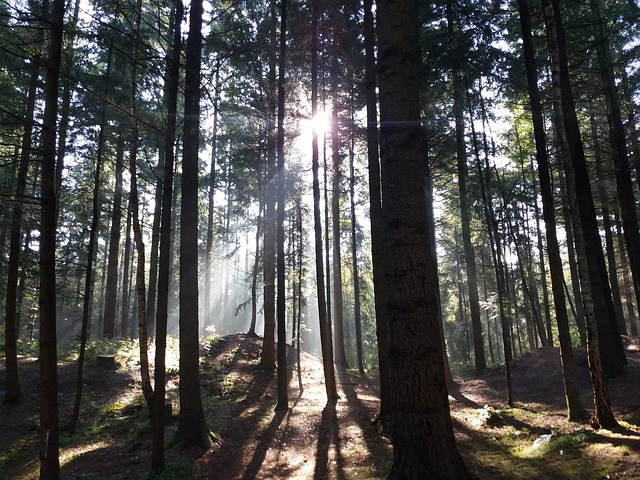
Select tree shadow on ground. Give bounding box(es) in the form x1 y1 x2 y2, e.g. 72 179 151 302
313 398 342 480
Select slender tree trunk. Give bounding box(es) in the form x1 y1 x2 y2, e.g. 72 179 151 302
591 0 640 335
260 5 277 369
204 64 220 334
542 0 620 428
174 0 214 448
70 80 107 433
378 0 470 477
467 84 514 407
516 0 586 420
312 0 337 402
363 0 391 423
152 0 182 471
127 0 153 411
617 213 639 336
104 133 124 339
448 0 486 374
349 123 365 376
591 111 627 335
39 0 65 475
248 197 262 337
4 42 40 405
558 167 586 345
275 0 288 412
331 103 348 370
543 0 626 379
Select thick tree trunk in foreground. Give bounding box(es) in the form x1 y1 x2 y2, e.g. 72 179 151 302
377 0 470 477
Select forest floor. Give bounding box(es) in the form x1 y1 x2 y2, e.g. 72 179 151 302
1 334 639 479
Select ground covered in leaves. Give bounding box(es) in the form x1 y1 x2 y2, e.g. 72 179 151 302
1 335 639 479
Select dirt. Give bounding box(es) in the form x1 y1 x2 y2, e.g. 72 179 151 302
1 335 639 479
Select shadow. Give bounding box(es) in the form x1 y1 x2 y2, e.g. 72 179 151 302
335 369 392 478
313 399 340 480
448 384 482 409
241 409 287 480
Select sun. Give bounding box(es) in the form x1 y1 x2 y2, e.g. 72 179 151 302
296 110 331 153
310 110 330 135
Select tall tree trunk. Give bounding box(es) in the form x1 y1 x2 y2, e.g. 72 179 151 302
363 0 391 423
447 0 486 374
542 0 620 428
247 196 262 337
558 167 586 345
104 133 124 339
70 49 109 432
4 40 40 405
260 4 277 369
591 0 640 335
39 0 65 475
516 0 586 420
275 0 288 412
377 0 470 477
204 63 220 334
349 119 365 376
467 84 514 407
617 213 639 336
329 10 347 368
174 0 214 448
127 0 153 411
591 111 627 335
152 0 182 471
311 0 337 402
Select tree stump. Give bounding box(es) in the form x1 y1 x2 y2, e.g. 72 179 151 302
96 354 115 369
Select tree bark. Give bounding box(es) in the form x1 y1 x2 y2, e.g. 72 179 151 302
591 0 640 337
447 0 487 374
311 0 337 402
516 0 587 420
275 0 288 412
152 0 182 471
542 0 620 428
4 40 40 405
39 0 65 475
377 0 470 477
174 0 214 448
363 0 391 423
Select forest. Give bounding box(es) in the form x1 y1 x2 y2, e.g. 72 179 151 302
1 0 640 478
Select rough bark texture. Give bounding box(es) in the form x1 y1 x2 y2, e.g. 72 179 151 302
275 0 288 412
363 0 391 422
543 0 626 377
175 0 214 448
260 4 277 369
39 0 65 476
152 2 182 471
591 0 640 337
377 0 470 477
312 0 338 402
542 0 620 429
517 0 586 420
448 0 486 374
4 50 39 405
